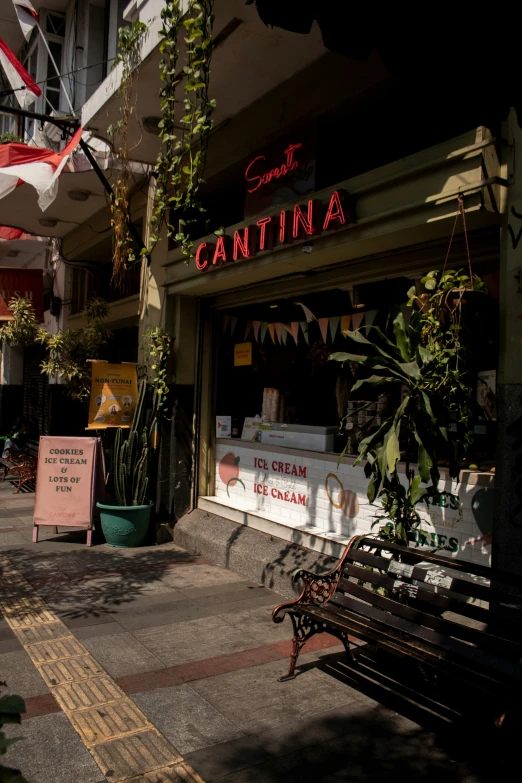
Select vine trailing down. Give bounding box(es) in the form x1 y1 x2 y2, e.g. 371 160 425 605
141 327 173 421
108 20 148 284
329 270 484 547
149 0 216 260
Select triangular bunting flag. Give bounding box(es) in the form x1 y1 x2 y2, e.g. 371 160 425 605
253 320 261 341
275 323 282 343
318 317 329 343
300 321 309 345
230 316 238 336
244 320 252 340
365 309 377 327
223 314 230 334
281 325 288 345
267 323 276 343
340 315 351 336
260 322 268 343
290 322 300 345
400 303 412 328
296 302 316 322
351 312 364 331
329 315 340 342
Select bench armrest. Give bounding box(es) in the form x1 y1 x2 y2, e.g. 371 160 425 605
272 534 361 623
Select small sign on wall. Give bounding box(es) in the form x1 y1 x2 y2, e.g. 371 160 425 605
234 342 252 366
87 361 138 429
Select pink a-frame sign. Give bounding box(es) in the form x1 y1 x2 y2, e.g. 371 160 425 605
33 436 104 547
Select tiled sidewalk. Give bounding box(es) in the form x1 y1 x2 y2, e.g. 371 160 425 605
0 482 496 783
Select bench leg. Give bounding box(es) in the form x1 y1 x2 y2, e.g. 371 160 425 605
32 525 38 544
329 629 356 664
279 613 323 683
86 529 93 548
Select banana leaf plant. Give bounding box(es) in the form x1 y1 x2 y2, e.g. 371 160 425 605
329 273 481 546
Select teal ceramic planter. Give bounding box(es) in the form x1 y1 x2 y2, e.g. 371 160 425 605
97 501 153 548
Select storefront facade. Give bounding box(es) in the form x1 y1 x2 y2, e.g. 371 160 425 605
162 125 504 566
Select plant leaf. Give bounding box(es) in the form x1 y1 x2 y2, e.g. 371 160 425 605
385 429 400 474
328 352 367 364
351 376 399 393
414 430 432 483
398 361 422 380
421 391 435 422
393 311 411 361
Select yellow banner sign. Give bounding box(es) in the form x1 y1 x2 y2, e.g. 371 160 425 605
234 342 252 367
88 361 138 429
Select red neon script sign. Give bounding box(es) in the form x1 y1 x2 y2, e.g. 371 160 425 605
245 143 302 193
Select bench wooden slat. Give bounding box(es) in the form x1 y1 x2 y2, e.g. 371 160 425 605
361 537 521 587
336 576 522 660
345 548 521 606
300 603 510 697
342 563 522 639
329 591 522 680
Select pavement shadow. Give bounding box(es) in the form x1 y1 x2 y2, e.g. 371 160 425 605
0 545 198 622
202 648 503 783
260 541 338 591
280 647 504 782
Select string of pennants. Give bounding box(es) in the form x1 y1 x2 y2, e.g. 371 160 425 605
223 309 380 345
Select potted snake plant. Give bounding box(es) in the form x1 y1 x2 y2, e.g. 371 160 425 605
97 380 154 547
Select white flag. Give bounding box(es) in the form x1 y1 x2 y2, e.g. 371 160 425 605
12 1 39 41
0 36 41 108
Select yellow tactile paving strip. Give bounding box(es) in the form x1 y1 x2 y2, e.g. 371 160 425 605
0 553 205 783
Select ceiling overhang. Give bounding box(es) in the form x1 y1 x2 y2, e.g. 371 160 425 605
82 0 327 164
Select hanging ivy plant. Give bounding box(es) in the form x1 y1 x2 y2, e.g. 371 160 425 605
148 0 216 260
107 21 148 282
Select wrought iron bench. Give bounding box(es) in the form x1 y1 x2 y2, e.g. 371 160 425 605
1 439 39 493
273 535 522 728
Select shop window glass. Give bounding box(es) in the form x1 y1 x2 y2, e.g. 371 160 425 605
215 266 500 468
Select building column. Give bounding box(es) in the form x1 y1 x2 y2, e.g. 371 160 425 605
494 108 522 574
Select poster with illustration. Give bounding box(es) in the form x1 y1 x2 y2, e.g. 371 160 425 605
88 361 138 429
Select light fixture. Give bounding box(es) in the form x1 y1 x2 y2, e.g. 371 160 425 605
142 116 162 136
302 242 313 254
68 189 90 202
269 303 278 309
6 250 19 258
39 218 58 228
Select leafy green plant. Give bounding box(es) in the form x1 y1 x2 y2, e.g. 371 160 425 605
141 327 172 419
0 297 110 404
0 683 27 783
38 298 111 403
148 0 216 260
0 298 43 346
330 271 484 546
0 132 22 144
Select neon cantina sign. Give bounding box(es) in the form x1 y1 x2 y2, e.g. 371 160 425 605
195 189 355 272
